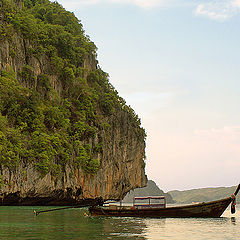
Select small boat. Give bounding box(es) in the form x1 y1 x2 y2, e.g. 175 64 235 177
89 184 240 218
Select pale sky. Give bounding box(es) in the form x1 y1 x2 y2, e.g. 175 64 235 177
54 0 240 191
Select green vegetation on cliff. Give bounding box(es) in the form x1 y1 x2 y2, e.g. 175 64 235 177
0 0 146 177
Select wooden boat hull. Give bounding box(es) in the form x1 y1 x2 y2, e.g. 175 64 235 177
89 197 232 218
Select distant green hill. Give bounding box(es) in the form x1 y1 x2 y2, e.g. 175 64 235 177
123 180 175 204
168 186 240 204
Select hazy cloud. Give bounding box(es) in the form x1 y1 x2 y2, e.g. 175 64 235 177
233 0 240 7
54 0 240 15
57 0 173 9
115 0 167 8
195 0 240 21
194 126 240 139
146 124 240 191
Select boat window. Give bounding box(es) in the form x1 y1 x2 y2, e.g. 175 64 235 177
133 196 166 209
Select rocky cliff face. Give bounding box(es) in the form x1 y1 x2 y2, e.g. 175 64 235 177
0 113 146 205
0 0 147 205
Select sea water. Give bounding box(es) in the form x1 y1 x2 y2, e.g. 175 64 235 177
0 205 239 240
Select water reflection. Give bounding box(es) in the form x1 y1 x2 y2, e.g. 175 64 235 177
231 217 236 225
0 207 149 240
0 206 239 240
142 211 240 240
101 217 148 239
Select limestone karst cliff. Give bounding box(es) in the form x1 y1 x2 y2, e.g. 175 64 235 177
0 0 147 205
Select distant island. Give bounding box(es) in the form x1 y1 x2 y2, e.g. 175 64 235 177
168 185 240 204
123 180 175 204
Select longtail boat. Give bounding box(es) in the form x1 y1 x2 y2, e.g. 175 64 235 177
89 184 240 218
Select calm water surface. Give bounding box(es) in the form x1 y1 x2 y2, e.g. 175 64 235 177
0 205 239 239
